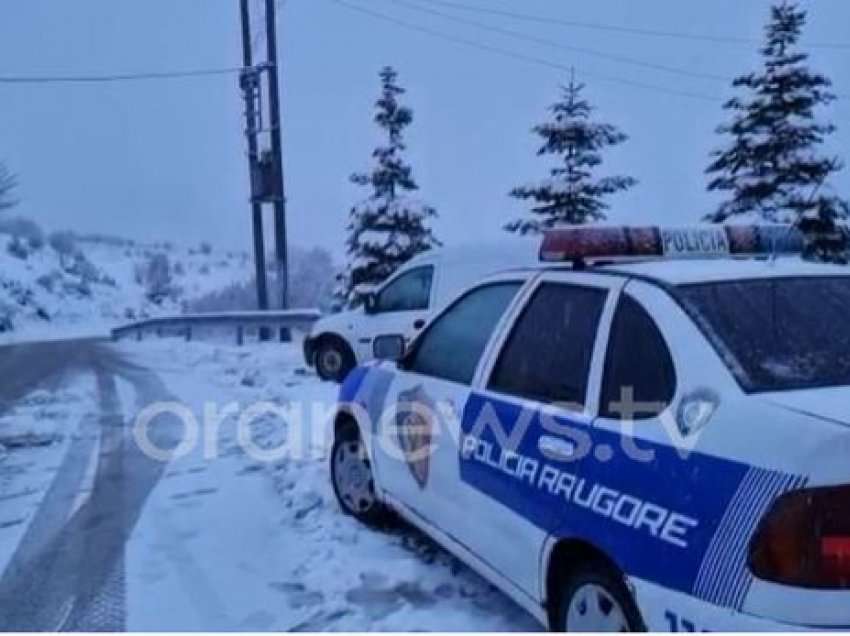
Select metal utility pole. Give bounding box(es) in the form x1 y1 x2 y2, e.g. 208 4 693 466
239 0 269 312
264 0 289 309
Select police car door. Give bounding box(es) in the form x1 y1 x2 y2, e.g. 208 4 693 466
373 275 528 544
585 280 724 610
460 271 624 599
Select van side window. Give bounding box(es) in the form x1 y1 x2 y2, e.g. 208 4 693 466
600 293 676 420
407 282 522 384
375 266 434 313
488 283 607 410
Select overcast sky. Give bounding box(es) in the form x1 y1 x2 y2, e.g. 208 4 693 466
1 0 848 259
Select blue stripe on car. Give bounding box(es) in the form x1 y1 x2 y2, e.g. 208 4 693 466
338 365 369 404
459 391 805 610
338 366 396 435
692 469 808 610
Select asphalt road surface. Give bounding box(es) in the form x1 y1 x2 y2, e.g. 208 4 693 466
0 338 182 631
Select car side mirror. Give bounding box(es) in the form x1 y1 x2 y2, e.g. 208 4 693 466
363 292 378 315
373 334 405 362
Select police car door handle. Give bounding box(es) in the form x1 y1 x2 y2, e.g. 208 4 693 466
538 435 576 462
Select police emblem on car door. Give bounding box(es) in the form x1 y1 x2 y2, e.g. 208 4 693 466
395 384 436 488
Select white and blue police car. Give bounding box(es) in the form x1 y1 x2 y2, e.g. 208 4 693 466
329 224 850 631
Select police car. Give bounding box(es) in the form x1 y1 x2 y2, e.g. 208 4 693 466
329 224 850 631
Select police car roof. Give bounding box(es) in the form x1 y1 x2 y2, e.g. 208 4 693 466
595 256 850 285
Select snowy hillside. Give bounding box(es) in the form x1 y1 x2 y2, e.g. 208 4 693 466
0 229 254 343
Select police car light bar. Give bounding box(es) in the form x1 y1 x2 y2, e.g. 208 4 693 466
539 224 806 264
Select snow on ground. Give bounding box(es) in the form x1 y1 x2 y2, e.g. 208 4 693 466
116 339 538 631
0 233 253 345
0 374 98 575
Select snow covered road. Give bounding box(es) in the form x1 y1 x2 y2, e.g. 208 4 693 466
0 339 185 629
0 338 537 631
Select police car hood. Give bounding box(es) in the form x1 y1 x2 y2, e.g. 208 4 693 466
765 387 850 428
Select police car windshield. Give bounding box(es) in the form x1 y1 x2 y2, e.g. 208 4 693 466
678 276 850 393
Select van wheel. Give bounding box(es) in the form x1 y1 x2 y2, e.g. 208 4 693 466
330 422 390 527
554 561 644 632
315 338 355 383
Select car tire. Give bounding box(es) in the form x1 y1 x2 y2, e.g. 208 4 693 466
554 560 644 632
315 338 355 383
330 421 391 527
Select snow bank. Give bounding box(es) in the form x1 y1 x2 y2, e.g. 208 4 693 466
116 340 537 631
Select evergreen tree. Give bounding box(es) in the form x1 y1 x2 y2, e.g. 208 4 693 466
706 1 848 255
506 77 636 234
338 67 439 304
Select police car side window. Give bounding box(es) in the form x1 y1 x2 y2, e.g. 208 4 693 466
488 283 607 410
407 282 522 384
600 293 676 420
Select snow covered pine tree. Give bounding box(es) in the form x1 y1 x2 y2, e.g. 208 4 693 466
338 66 439 304
506 77 636 234
706 2 849 261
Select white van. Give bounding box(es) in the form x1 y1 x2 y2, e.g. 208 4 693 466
303 240 538 382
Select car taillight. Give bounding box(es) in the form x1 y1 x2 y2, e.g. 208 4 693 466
749 484 850 588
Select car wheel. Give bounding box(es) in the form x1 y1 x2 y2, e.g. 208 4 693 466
555 561 644 632
330 422 390 526
315 338 355 383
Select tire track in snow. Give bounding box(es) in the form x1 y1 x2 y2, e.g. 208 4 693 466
0 340 182 630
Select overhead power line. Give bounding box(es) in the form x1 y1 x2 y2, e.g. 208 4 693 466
330 0 722 102
416 0 850 50
0 67 242 85
388 0 729 83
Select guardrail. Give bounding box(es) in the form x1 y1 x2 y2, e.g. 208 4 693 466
110 309 321 346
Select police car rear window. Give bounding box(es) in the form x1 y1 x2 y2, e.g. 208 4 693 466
600 294 676 419
489 283 607 409
678 276 850 392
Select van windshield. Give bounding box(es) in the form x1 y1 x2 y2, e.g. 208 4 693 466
677 276 850 393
